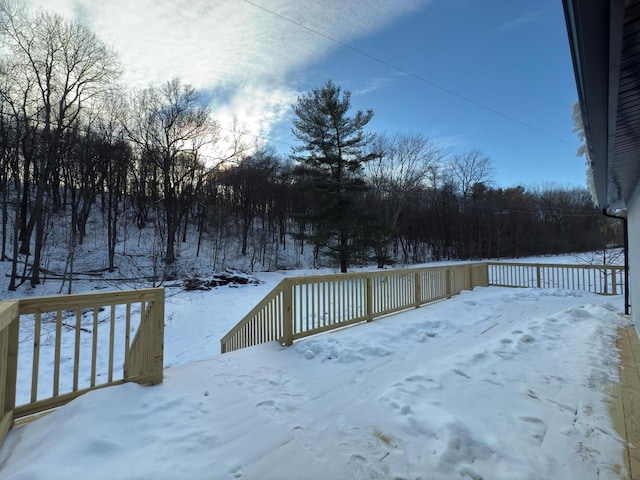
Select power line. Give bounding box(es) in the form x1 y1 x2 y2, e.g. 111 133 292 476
240 0 578 148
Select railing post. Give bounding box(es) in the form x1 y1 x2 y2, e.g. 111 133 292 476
282 280 293 346
611 267 617 295
6 302 19 411
446 268 452 299
0 301 19 447
414 272 421 308
366 277 373 321
151 288 165 385
536 265 541 288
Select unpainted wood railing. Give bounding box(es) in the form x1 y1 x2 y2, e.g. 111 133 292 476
487 262 625 295
221 261 626 354
220 264 488 353
0 288 164 448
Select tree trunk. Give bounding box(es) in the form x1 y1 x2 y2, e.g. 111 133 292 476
340 227 348 273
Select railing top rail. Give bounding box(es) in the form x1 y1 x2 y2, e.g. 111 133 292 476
17 287 164 315
487 261 623 270
280 263 486 286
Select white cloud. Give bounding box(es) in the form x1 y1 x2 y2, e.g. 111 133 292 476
210 82 298 160
26 0 430 152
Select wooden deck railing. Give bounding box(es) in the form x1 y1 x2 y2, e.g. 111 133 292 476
220 264 488 353
487 262 625 295
221 261 626 354
0 288 164 448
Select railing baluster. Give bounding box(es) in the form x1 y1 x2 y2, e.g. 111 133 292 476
31 311 42 403
269 295 275 340
73 309 81 392
319 282 324 327
124 302 131 374
108 305 115 383
352 277 356 318
304 283 309 332
53 310 62 397
90 306 99 387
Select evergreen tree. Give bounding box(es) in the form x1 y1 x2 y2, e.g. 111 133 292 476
290 80 376 273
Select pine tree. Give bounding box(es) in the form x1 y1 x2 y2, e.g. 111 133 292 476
290 80 376 273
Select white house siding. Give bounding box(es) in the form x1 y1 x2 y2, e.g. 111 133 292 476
629 193 640 331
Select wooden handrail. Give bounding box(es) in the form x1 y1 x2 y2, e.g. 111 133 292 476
221 263 490 354
487 261 624 270
221 261 623 354
487 262 624 294
220 279 289 353
0 288 164 449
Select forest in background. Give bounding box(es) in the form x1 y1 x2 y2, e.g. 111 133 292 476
0 2 621 291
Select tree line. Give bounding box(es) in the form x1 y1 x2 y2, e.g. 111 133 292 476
0 3 618 289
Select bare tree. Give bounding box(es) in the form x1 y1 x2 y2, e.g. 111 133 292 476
365 132 447 266
449 149 493 198
87 94 132 272
222 146 280 257
125 79 218 277
0 1 120 286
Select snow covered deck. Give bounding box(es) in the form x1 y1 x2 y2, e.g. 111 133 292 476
613 325 640 480
0 285 630 479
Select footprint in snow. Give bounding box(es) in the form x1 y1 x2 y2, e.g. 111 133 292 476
255 399 292 423
405 374 431 383
493 350 517 360
519 334 536 344
518 416 547 445
230 465 244 478
291 426 328 463
453 368 471 379
526 389 539 399
352 368 368 384
345 454 379 479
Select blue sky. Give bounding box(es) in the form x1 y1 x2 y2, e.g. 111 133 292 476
273 0 581 189
30 0 581 189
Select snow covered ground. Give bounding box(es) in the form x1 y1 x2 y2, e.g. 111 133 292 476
0 272 630 480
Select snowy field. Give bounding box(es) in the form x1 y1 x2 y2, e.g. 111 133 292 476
0 265 631 480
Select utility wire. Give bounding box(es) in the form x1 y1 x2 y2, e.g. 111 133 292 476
240 0 578 148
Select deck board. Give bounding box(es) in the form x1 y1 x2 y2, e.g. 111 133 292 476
613 325 640 480
610 382 632 477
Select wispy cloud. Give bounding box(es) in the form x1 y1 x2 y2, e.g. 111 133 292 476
492 6 556 35
27 0 431 150
353 76 396 96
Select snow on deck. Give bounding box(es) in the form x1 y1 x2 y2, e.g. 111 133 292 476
0 286 631 479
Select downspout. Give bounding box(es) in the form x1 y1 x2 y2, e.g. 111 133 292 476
603 209 630 315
